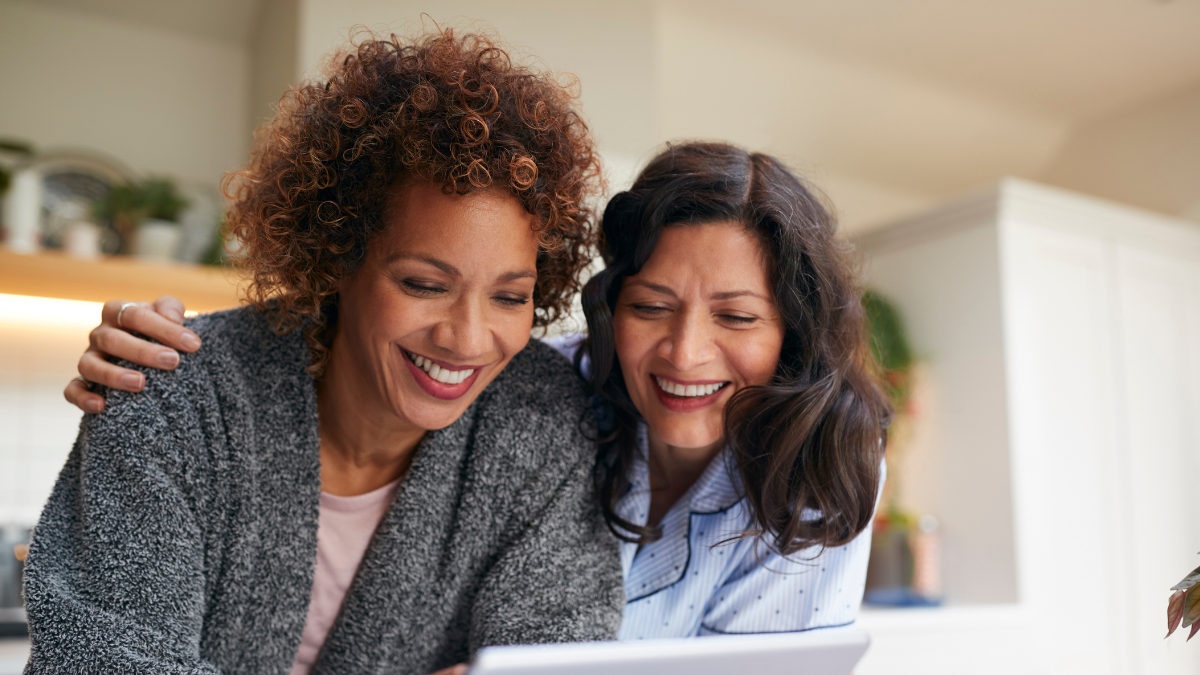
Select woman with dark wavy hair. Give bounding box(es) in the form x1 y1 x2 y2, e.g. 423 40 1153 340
561 141 890 638
28 29 622 674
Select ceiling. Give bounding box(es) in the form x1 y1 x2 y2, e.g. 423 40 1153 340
712 0 1200 122
31 0 1200 123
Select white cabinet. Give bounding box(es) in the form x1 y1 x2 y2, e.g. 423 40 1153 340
854 179 1200 675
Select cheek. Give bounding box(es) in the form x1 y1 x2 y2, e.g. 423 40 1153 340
367 285 423 341
612 311 651 375
341 276 429 357
495 318 534 359
728 333 785 386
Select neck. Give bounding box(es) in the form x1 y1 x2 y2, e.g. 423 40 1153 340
317 335 426 496
643 429 725 527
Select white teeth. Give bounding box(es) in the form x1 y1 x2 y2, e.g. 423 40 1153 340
655 377 727 398
407 351 475 385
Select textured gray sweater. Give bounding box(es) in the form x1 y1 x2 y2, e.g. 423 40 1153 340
23 307 623 674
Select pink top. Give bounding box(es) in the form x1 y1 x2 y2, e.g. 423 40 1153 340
290 479 401 675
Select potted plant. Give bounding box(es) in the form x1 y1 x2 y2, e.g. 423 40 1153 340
92 182 141 254
93 177 189 259
861 290 943 606
135 177 189 261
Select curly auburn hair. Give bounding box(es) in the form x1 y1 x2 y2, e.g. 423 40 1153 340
222 28 603 375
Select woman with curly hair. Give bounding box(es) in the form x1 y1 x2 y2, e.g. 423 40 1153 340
26 29 623 674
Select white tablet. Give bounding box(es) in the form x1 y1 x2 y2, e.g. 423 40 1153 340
469 628 870 675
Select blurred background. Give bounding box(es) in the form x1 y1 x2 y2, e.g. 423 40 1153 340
0 1 1198 673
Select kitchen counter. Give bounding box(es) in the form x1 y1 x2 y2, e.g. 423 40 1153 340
0 638 28 675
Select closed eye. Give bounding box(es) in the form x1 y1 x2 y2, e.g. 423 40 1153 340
632 304 671 317
401 279 446 296
718 314 757 326
494 294 530 307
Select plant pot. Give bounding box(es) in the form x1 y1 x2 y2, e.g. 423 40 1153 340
135 218 182 261
63 220 102 260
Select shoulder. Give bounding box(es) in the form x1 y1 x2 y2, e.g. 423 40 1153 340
94 306 312 460
468 338 593 466
184 306 308 373
481 337 588 415
177 306 313 400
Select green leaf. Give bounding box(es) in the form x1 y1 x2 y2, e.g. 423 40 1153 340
1190 620 1200 641
863 290 913 373
1182 584 1200 629
1168 589 1186 638
1172 565 1200 591
139 177 189 222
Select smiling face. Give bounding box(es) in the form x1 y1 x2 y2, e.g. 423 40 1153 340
613 222 786 453
331 181 540 431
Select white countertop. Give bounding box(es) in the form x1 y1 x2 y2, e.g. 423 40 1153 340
0 638 29 675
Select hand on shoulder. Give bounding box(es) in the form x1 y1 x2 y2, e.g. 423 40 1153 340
64 296 201 413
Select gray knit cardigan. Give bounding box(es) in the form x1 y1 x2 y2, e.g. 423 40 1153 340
23 307 623 674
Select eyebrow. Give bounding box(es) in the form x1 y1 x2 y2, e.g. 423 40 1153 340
624 279 769 301
711 290 769 301
386 253 536 283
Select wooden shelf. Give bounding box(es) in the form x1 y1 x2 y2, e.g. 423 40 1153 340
0 249 242 312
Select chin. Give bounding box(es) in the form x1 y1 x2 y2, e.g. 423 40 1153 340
650 420 724 451
400 405 467 431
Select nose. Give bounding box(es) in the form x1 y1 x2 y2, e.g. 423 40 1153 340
658 306 716 372
430 294 491 361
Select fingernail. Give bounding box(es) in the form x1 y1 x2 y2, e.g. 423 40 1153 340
156 350 180 368
180 332 201 350
86 399 102 414
121 373 144 390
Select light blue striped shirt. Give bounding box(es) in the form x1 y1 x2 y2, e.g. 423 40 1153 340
614 425 880 639
540 334 879 639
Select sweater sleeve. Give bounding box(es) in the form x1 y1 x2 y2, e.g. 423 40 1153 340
467 445 624 649
22 376 220 674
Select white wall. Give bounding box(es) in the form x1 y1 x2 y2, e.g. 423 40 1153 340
0 0 251 187
860 201 1019 606
0 297 96 526
249 0 299 132
295 0 657 176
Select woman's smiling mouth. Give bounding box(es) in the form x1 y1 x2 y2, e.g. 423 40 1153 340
402 348 485 400
651 374 730 412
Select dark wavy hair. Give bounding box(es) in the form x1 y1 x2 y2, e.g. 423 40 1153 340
222 27 603 375
580 142 890 556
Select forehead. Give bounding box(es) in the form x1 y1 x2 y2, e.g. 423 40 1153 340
634 221 772 292
379 182 539 258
